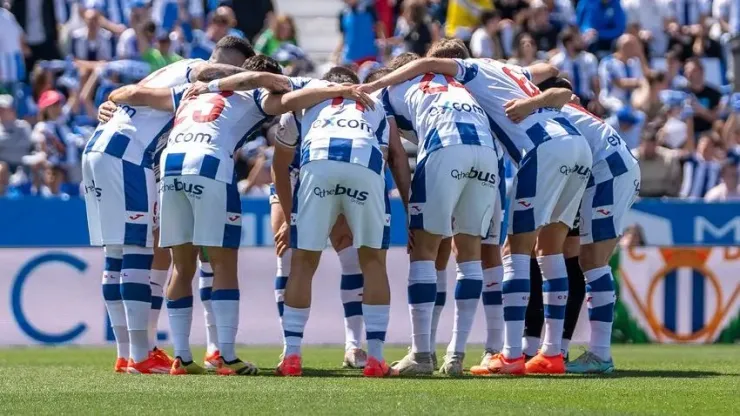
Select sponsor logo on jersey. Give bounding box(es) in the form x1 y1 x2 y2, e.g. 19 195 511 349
313 184 369 204
118 104 136 118
450 167 496 187
311 118 373 134
169 132 213 145
559 164 591 178
161 179 205 197
428 101 484 117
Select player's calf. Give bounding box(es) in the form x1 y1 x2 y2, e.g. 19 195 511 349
167 244 198 371
120 245 154 365
357 246 395 377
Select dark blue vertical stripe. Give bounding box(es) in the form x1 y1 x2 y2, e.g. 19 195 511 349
664 271 677 333
692 270 705 333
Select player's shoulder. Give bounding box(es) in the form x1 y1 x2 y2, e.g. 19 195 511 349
288 76 317 90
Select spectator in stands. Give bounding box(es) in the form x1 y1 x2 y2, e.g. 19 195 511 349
607 106 645 149
705 160 740 201
633 130 683 197
445 0 493 44
508 32 541 67
69 9 114 63
254 14 298 59
117 18 156 60
685 58 722 135
495 0 528 23
680 132 722 198
524 1 559 54
231 0 274 42
664 49 689 89
180 6 238 60
0 6 28 88
334 0 384 67
152 0 204 32
657 91 696 151
12 0 64 70
622 0 671 56
665 0 710 46
576 0 626 56
0 95 32 195
541 0 575 32
143 29 182 71
31 90 83 186
389 0 434 58
598 34 648 113
550 27 599 107
632 71 668 120
470 10 505 59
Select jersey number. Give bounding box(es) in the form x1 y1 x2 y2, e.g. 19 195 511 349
419 73 463 94
331 96 365 112
175 91 233 126
502 66 540 97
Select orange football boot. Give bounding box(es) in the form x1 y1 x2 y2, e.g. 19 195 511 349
525 352 565 374
275 354 302 376
487 353 526 375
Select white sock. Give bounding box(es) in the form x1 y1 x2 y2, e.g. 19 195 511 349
211 289 240 362
282 305 310 356
121 246 153 362
338 247 364 351
167 296 193 362
584 266 616 361
561 338 571 356
447 261 482 354
274 250 291 321
198 261 218 354
430 269 447 349
149 269 168 350
363 304 390 361
537 254 568 356
502 254 530 359
482 266 504 352
523 336 541 357
102 247 128 358
408 260 437 353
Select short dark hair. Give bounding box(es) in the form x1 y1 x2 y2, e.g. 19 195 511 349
685 57 704 71
426 38 470 59
480 10 500 25
388 52 420 70
537 76 572 92
214 36 255 61
559 26 577 47
242 55 283 75
322 66 359 84
364 67 392 83
646 70 666 85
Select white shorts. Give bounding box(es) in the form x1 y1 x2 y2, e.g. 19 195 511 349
482 155 506 245
159 175 242 249
580 165 641 244
82 152 155 247
409 145 499 238
508 136 592 234
292 160 389 251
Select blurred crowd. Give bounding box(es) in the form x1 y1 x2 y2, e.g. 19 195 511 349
3 0 740 202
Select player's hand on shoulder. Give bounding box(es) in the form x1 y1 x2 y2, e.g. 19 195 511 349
338 85 375 110
358 83 377 95
504 99 533 124
97 101 117 124
261 74 291 94
184 81 208 101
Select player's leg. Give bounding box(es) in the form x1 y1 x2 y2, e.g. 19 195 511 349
340 163 396 377
197 249 220 369
562 234 584 359
430 237 451 369
270 197 290 322
149 227 173 367
330 217 367 369
276 163 338 376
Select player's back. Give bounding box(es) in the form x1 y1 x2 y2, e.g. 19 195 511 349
163 87 270 184
454 58 581 164
85 59 205 168
299 80 388 174
383 73 496 161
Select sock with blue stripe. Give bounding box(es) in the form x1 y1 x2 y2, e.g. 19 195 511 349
282 305 310 356
408 260 437 353
584 266 616 361
482 266 504 352
211 289 240 362
430 269 447 350
338 247 364 351
102 246 128 359
363 304 389 361
537 254 568 356
198 261 218 354
167 296 193 362
447 261 483 354
502 254 530 359
148 269 168 350
120 245 153 362
274 250 291 321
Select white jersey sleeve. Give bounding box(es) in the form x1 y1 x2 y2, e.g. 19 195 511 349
275 112 300 148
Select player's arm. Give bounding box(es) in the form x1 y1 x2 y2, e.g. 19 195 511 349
185 72 292 101
190 63 247 82
276 84 376 114
504 87 573 123
361 58 459 93
524 63 560 85
108 85 175 111
386 117 411 210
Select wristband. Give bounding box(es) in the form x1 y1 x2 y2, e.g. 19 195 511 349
207 80 221 93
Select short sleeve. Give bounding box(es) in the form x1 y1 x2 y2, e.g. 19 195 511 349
275 112 299 148
171 83 190 110
288 76 314 91
380 87 396 117
376 112 389 147
452 59 478 84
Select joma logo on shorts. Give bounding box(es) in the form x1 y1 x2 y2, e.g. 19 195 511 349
161 179 204 196
313 185 369 202
450 168 496 186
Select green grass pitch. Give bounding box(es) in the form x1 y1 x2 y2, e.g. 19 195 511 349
0 345 738 415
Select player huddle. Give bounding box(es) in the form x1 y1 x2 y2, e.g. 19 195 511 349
82 35 640 377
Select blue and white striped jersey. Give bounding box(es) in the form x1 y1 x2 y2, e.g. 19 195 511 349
452 58 582 165
161 86 272 184
69 27 114 61
278 79 389 176
84 59 205 169
598 55 643 108
559 104 638 185
381 72 497 164
86 0 132 26
550 51 598 100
